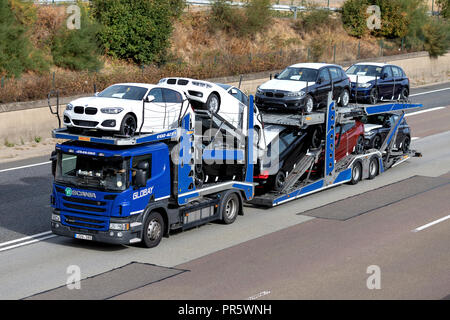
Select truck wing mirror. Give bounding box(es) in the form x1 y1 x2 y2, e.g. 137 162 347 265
135 170 147 188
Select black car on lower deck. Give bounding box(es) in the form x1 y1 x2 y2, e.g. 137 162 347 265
255 63 351 113
361 114 411 152
254 125 312 192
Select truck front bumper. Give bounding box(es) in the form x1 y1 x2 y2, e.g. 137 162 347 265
51 220 142 245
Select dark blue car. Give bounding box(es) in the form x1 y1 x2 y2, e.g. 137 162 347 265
346 63 410 104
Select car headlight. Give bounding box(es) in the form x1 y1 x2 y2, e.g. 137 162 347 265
357 83 372 88
101 107 124 114
365 130 376 138
66 103 73 111
109 223 130 231
286 91 305 97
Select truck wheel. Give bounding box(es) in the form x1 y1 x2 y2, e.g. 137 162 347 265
221 193 239 224
206 93 220 114
119 114 137 136
368 156 379 180
349 161 362 185
142 211 164 248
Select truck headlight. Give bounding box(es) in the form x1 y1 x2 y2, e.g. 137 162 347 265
101 107 124 114
109 223 130 231
52 213 61 222
66 103 73 111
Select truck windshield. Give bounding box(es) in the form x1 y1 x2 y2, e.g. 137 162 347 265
56 152 129 192
277 67 318 82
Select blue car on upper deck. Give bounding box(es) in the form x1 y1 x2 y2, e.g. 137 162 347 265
346 63 410 104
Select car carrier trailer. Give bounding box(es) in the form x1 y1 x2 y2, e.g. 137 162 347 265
49 93 422 247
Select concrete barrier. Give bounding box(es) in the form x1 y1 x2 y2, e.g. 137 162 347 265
0 51 449 145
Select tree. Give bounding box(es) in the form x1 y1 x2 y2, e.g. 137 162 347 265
437 0 450 18
341 0 370 38
423 19 450 58
91 0 180 65
51 3 102 71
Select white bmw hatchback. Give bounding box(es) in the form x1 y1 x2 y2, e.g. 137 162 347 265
63 83 194 136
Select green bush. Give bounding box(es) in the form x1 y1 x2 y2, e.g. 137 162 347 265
51 4 102 71
0 0 48 77
423 19 450 58
341 0 369 37
437 0 450 18
91 0 180 65
208 0 272 37
295 6 332 33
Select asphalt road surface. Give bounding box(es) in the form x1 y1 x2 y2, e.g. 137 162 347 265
0 83 449 300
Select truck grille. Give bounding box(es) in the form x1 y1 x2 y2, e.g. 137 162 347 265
63 214 107 230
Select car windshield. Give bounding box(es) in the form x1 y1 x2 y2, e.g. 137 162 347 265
97 85 148 101
56 152 129 192
346 65 383 77
277 67 318 82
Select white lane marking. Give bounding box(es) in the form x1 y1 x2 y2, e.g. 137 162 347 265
0 231 53 248
0 161 51 174
405 106 445 117
410 87 450 97
248 290 271 300
0 234 57 253
412 214 450 232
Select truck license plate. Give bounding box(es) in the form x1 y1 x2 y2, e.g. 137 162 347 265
75 234 93 241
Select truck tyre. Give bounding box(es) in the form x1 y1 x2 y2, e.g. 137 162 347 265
221 192 239 224
142 211 164 248
349 161 362 185
206 93 220 114
368 156 379 180
119 114 137 136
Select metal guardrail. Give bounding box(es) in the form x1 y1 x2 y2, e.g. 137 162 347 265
186 0 339 14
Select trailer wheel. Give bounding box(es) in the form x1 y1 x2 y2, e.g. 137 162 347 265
221 193 239 225
142 211 164 248
368 156 379 180
349 161 362 185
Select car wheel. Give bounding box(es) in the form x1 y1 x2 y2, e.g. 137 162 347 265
221 192 239 224
400 87 409 100
349 161 362 185
304 95 314 113
354 136 365 154
206 93 220 114
119 114 137 136
273 170 287 191
142 211 164 248
339 89 350 107
372 135 382 150
400 136 411 153
369 88 379 105
368 156 379 180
